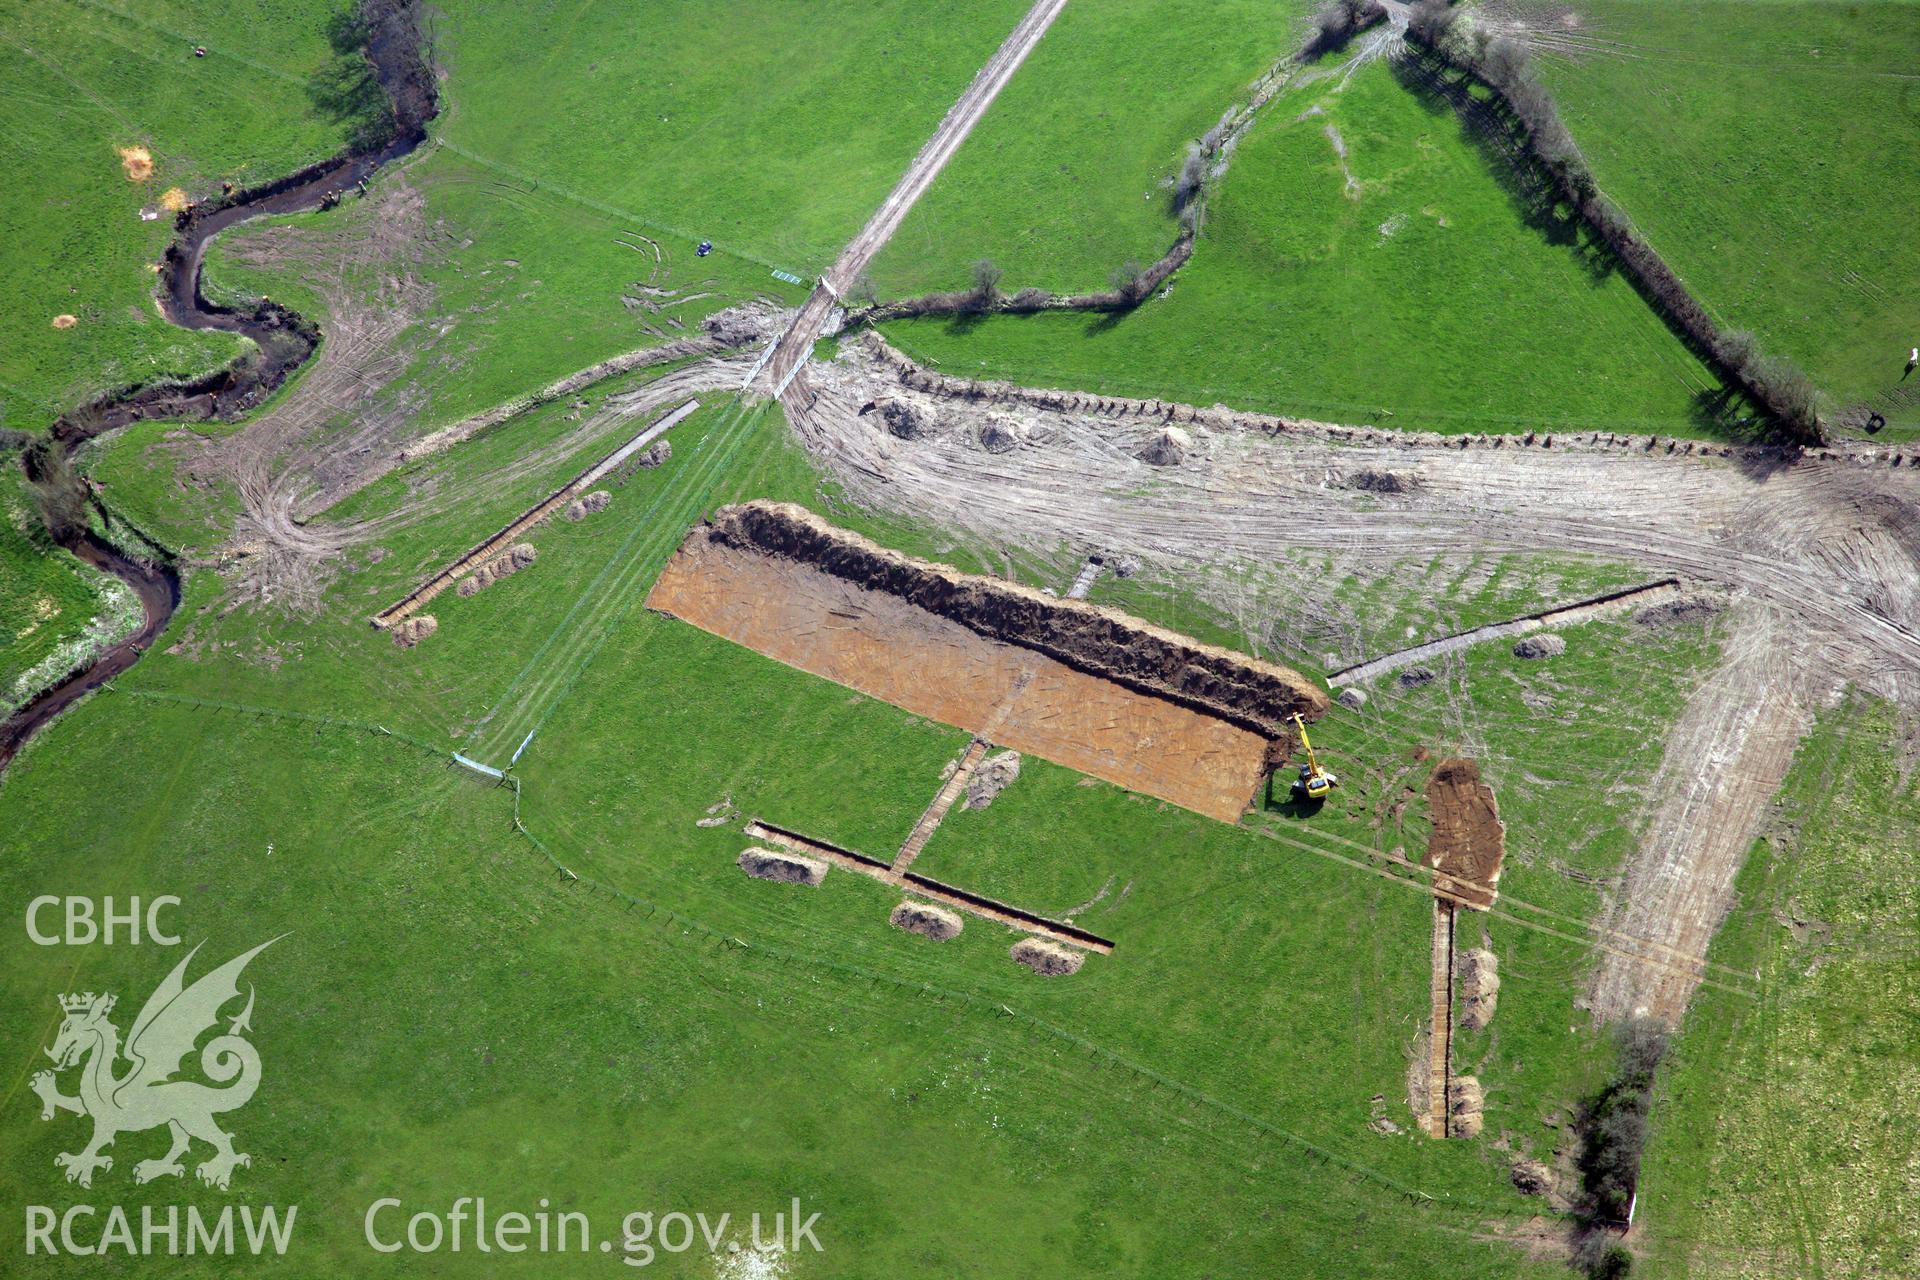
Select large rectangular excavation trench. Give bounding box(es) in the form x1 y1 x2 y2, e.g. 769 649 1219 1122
647 502 1328 823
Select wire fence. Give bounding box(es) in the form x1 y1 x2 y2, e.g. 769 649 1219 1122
108 683 1548 1224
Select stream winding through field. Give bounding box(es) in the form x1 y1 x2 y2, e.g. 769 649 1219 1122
0 2 434 773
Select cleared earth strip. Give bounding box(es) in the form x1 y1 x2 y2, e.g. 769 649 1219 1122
894 738 990 872
744 818 1115 954
1427 900 1454 1137
844 330 1913 470
1585 611 1804 1024
373 398 700 627
1326 578 1682 687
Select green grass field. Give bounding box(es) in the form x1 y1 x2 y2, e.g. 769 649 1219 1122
0 342 1745 1274
6 3 1917 1274
0 0 359 433
880 59 1738 436
433 0 1032 280
0 693 1577 1278
868 0 1305 297
1632 699 1920 1277
0 469 132 713
0 387 1682 1276
1512 0 1920 436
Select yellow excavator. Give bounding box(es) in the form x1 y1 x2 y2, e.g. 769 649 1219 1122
1289 712 1339 802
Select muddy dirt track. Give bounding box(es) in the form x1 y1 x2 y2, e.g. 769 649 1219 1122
765 331 1920 1023
753 0 1069 397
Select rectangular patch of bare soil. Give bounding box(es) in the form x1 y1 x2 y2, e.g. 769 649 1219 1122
1424 758 1506 910
649 503 1324 822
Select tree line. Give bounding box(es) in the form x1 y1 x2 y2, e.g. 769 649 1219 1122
1404 0 1822 443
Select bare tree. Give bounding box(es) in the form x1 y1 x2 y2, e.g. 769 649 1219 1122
1304 0 1386 60
24 441 91 545
1406 0 1459 46
1175 141 1206 210
971 258 1004 301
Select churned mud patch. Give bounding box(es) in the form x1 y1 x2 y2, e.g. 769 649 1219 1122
1011 937 1084 976
1635 595 1721 629
456 543 537 597
1512 633 1565 660
390 614 436 648
714 1241 789 1280
737 847 827 886
890 900 963 940
564 490 612 521
1425 758 1506 909
1459 946 1500 1030
118 145 153 181
1510 1156 1553 1197
1449 1075 1485 1138
1136 425 1192 466
696 794 739 829
963 749 1021 810
647 502 1327 822
1339 468 1419 495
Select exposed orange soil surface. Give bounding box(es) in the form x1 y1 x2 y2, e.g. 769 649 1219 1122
647 507 1322 821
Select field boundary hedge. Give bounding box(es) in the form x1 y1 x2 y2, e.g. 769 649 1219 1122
1402 7 1823 444
845 32 1323 328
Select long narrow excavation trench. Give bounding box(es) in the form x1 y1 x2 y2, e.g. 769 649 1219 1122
1427 900 1455 1137
743 819 1115 954
894 739 990 874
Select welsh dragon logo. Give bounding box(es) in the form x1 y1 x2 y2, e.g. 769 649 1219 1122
30 937 281 1190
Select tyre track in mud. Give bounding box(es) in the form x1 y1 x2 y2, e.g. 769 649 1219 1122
0 0 437 775
753 0 1069 398
770 333 1920 1023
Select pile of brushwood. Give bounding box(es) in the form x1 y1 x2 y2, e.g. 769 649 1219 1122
1303 0 1388 61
